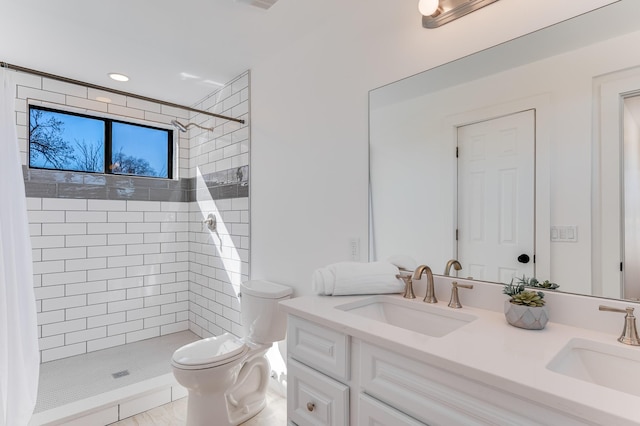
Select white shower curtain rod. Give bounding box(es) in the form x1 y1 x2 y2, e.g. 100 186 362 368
0 61 245 124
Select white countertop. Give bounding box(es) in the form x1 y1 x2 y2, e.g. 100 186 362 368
280 292 640 425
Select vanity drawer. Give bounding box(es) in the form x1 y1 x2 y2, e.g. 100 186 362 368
358 342 590 426
288 358 349 426
288 315 350 381
358 394 425 426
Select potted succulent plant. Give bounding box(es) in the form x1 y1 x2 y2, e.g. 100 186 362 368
514 275 559 290
503 281 549 330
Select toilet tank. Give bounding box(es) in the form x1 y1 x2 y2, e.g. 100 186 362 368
240 280 292 344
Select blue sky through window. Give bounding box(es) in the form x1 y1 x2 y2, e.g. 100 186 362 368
29 108 105 172
29 106 172 178
112 122 169 178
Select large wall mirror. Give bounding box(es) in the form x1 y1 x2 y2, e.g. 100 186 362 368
369 0 640 301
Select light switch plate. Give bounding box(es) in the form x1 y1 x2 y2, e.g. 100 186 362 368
551 225 578 242
349 238 360 261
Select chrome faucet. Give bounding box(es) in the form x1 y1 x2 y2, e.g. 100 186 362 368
413 265 437 303
444 259 462 276
599 305 640 346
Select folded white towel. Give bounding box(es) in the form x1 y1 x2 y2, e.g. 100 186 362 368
386 255 417 272
312 261 404 296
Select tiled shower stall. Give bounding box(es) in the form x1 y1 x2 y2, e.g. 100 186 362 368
13 70 250 362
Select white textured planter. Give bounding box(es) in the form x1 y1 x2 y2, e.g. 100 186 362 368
504 301 549 330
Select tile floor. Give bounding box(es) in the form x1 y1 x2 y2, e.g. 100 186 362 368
109 389 287 425
33 330 287 425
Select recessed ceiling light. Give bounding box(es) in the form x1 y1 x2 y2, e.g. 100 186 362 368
108 73 129 82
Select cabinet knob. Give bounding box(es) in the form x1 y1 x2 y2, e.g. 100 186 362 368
307 402 315 412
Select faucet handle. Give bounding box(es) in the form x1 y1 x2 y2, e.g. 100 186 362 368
396 273 415 299
599 305 640 346
448 281 473 309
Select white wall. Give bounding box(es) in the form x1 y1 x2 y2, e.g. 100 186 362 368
249 0 617 296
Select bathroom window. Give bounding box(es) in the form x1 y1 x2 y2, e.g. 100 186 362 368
28 105 173 179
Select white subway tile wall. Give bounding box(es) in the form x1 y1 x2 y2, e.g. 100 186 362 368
187 72 250 338
17 70 250 362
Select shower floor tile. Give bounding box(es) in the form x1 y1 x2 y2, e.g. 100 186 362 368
34 331 200 414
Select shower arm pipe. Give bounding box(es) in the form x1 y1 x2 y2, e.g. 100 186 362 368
0 61 245 124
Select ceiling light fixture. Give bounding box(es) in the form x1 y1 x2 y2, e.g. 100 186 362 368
108 73 129 82
418 0 439 16
235 0 279 10
421 0 499 28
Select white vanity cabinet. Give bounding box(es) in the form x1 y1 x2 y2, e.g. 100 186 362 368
287 314 599 426
357 394 425 426
287 316 350 426
354 341 594 426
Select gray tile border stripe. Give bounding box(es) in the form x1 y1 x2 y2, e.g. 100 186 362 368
23 166 249 202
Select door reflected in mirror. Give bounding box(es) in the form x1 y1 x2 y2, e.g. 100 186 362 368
623 95 640 300
457 110 534 284
369 0 640 301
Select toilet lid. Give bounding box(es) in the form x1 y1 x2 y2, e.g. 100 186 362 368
241 280 292 299
172 333 248 369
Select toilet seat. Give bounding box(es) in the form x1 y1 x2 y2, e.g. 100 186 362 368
171 333 250 370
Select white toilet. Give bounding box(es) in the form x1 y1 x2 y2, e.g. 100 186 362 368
171 280 292 426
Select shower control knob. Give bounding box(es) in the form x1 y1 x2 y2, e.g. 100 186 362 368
307 402 315 412
517 254 530 264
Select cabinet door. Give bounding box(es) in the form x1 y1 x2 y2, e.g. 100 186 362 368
288 316 350 381
358 394 425 426
358 342 591 426
288 359 349 426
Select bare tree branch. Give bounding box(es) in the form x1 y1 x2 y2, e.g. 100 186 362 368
74 139 104 172
29 109 75 168
111 147 157 176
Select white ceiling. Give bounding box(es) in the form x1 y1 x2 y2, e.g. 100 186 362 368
0 0 345 106
2 0 623 112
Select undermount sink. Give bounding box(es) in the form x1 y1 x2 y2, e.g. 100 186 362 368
546 338 640 397
335 295 476 337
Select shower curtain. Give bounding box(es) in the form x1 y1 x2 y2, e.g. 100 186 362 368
0 69 39 425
